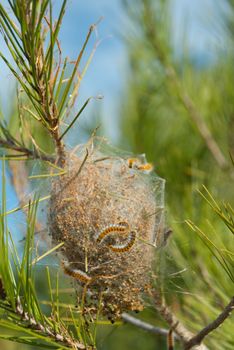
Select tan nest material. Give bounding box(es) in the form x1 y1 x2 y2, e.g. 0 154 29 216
48 139 164 319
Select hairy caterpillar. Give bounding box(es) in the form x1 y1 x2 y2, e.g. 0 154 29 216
61 260 129 284
136 163 154 173
61 260 92 283
127 158 140 169
127 158 154 173
108 231 136 253
96 222 129 243
167 329 174 350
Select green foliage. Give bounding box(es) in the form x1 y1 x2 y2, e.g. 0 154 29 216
0 0 67 125
0 161 98 349
121 0 234 349
0 0 97 163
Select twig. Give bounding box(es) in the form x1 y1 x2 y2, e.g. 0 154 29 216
0 138 55 163
4 297 81 349
51 127 66 166
184 296 234 350
151 291 209 350
122 312 179 340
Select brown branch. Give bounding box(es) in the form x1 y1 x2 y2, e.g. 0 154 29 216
51 127 66 167
12 297 81 349
0 138 55 163
184 296 234 350
151 291 209 350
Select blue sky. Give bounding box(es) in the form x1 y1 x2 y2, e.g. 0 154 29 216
0 0 226 217
58 0 225 144
0 0 225 141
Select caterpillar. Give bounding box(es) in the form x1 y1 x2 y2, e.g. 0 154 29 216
136 163 154 173
96 222 129 243
127 158 140 169
61 260 92 284
127 158 153 173
108 231 136 253
167 329 174 350
61 260 128 284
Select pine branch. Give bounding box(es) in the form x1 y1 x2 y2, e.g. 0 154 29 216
0 0 97 166
0 137 55 162
184 296 234 349
123 290 227 350
150 291 209 350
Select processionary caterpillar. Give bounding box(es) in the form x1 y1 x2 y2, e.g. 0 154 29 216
61 260 92 284
61 260 131 283
136 163 154 173
127 158 140 169
127 158 154 173
96 222 129 243
167 329 174 350
108 231 136 253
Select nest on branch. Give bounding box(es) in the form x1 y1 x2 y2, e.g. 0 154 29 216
48 139 165 319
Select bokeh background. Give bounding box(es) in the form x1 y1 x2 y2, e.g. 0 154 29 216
0 0 233 349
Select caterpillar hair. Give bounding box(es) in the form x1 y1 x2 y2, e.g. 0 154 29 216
136 163 154 173
127 158 154 173
61 260 92 284
96 222 129 243
167 329 174 350
127 158 140 169
108 231 136 253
